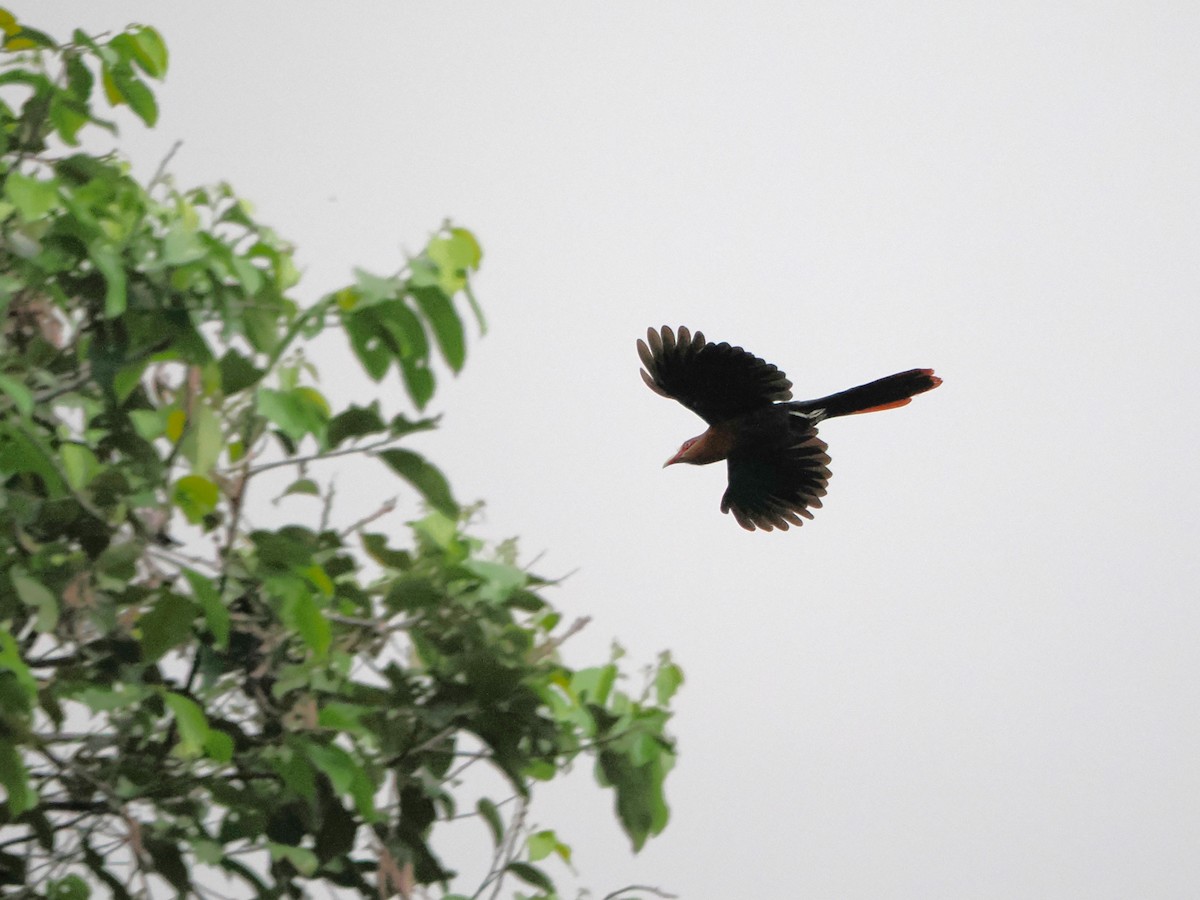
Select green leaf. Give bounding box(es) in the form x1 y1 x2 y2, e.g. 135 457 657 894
0 374 33 417
87 241 127 317
164 692 210 757
183 568 228 648
172 474 219 524
0 630 37 700
0 738 34 816
325 403 386 449
45 874 88 900
655 653 684 706
12 571 58 632
130 26 169 78
143 835 190 893
4 171 58 220
139 593 198 662
506 861 555 893
105 63 158 126
526 829 570 864
596 744 672 852
218 349 265 394
258 387 329 442
267 843 318 876
50 96 90 146
281 591 331 657
60 442 100 491
305 742 375 819
411 287 466 372
280 478 320 498
477 798 503 846
203 729 234 763
179 402 223 475
377 448 457 517
572 664 616 707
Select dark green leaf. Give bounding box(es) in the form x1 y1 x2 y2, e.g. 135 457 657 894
183 568 228 647
0 739 33 816
87 240 127 317
377 448 457 517
144 836 190 893
139 594 198 661
218 348 266 394
506 861 555 892
477 798 503 846
326 403 386 449
411 287 465 371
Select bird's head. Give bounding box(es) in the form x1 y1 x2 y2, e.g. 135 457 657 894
664 429 728 467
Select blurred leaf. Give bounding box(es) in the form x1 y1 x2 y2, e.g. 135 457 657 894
0 374 33 417
411 287 465 372
144 835 190 893
267 843 318 877
164 692 210 757
4 171 58 220
506 861 555 893
377 448 457 517
218 348 265 394
655 654 684 705
172 474 219 523
526 829 570 865
180 402 223 474
258 387 328 442
476 798 504 847
0 739 33 816
87 240 126 317
280 477 320 498
44 874 88 900
182 568 228 648
139 593 198 662
130 26 169 77
282 591 331 658
59 442 99 491
326 403 386 449
12 571 57 632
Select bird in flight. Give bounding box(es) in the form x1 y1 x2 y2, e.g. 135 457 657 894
638 326 942 531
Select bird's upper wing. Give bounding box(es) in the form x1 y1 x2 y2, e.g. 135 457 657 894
637 325 793 424
721 417 831 532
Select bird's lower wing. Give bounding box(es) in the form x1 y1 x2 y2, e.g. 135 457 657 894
721 428 831 532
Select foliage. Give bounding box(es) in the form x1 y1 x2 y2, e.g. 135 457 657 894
0 13 680 899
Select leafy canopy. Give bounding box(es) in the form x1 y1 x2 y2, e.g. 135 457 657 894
0 12 680 899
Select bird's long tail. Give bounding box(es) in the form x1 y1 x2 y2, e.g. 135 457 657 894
793 369 942 419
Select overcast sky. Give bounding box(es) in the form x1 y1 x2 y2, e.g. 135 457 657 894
40 3 1200 897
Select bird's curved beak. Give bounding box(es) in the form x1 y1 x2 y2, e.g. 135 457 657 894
663 451 682 468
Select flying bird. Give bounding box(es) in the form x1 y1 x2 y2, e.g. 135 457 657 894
638 326 942 531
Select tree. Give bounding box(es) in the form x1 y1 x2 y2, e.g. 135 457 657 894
0 13 681 898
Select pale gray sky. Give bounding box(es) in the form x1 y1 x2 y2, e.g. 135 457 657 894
40 3 1200 897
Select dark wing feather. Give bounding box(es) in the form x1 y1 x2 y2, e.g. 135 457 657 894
721 416 831 532
637 325 792 424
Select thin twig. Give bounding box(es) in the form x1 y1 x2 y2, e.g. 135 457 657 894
602 886 679 900
529 615 592 662
246 435 400 476
148 139 183 191
339 497 398 538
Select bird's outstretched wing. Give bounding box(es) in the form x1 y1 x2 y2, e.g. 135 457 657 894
637 325 793 424
721 421 831 532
